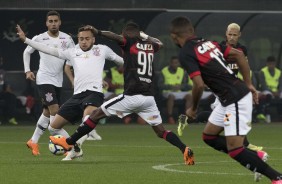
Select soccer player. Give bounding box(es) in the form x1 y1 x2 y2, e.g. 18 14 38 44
17 24 124 160
48 22 195 165
178 23 264 151
24 10 76 156
170 16 282 184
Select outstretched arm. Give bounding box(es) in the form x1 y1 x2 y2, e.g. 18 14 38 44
99 30 124 45
16 24 60 58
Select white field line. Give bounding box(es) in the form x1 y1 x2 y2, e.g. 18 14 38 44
152 161 256 175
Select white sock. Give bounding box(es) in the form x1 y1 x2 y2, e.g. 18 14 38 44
31 114 50 143
50 115 55 124
48 125 70 138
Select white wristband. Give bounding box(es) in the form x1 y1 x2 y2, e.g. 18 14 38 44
140 32 149 40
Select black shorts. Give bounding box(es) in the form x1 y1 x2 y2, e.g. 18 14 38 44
37 84 61 108
57 90 104 123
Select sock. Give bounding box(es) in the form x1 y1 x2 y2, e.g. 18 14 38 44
66 118 97 145
76 115 91 146
202 133 228 153
48 125 70 138
31 114 50 143
229 147 282 180
50 115 55 124
243 137 250 147
163 131 186 153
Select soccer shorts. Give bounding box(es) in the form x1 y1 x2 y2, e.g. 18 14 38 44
208 92 252 136
58 90 104 123
37 84 61 108
101 94 162 126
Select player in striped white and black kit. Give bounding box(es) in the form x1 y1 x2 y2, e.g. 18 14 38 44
48 22 195 165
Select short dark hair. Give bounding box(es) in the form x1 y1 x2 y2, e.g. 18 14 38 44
124 22 140 31
170 16 194 35
46 10 61 20
266 56 276 63
78 25 95 36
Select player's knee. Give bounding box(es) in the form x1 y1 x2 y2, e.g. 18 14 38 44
202 133 228 153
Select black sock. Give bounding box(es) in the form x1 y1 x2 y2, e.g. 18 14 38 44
163 131 186 153
66 118 97 145
229 147 282 180
202 133 228 153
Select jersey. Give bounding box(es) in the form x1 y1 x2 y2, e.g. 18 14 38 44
179 37 250 106
120 36 160 96
58 44 122 95
219 41 247 75
24 31 75 87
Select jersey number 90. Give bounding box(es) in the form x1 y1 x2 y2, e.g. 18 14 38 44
137 51 153 76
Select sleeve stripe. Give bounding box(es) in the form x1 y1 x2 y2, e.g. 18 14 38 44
189 71 201 78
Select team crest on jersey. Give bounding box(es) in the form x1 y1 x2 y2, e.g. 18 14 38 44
61 41 68 50
45 92 53 102
92 47 100 56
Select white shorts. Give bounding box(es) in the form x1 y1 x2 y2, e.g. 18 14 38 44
208 92 252 136
162 91 190 100
101 94 162 126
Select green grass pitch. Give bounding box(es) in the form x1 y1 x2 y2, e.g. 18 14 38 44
0 123 281 184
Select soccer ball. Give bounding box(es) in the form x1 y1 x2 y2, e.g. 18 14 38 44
49 135 66 155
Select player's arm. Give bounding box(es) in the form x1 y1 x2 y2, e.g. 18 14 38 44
105 46 124 66
140 31 163 48
98 30 124 45
23 45 36 81
16 25 62 59
64 63 74 88
228 48 258 104
190 75 205 112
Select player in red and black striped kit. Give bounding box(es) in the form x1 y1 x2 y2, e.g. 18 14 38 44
170 16 282 184
50 22 195 165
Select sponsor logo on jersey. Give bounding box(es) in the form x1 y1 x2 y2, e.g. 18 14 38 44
224 113 231 122
139 77 152 83
45 92 53 102
59 37 66 39
148 115 159 120
43 37 50 40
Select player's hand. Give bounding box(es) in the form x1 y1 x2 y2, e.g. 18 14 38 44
139 31 149 40
26 71 35 81
185 107 197 120
248 84 259 104
16 24 26 42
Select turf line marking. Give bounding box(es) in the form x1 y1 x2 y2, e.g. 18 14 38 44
152 161 252 175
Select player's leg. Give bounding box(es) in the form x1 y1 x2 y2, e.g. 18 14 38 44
27 84 59 156
26 107 50 156
137 95 194 165
211 93 282 182
50 94 127 149
165 93 176 124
